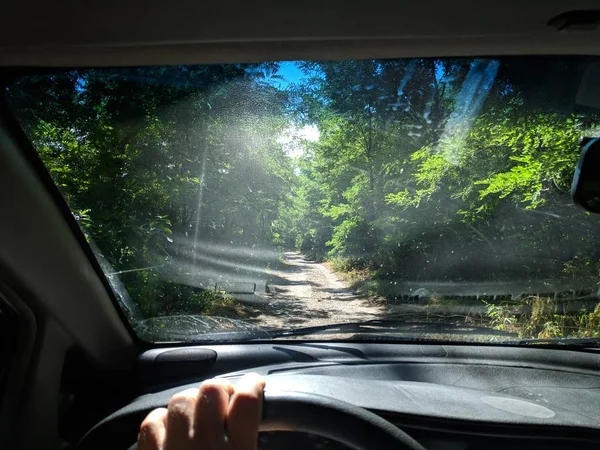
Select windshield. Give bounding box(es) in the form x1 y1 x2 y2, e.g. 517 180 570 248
6 57 600 344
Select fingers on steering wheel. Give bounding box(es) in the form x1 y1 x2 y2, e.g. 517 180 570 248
163 388 199 450
193 378 234 449
138 407 168 450
226 373 266 450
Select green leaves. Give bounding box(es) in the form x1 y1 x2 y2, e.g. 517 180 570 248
470 113 581 209
287 58 600 294
9 58 600 336
8 64 297 318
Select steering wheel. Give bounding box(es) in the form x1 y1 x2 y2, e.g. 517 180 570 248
78 390 426 450
255 390 426 450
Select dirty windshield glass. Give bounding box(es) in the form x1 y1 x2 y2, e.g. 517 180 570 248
6 58 600 344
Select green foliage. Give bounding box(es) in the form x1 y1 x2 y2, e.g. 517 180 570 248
8 58 600 341
472 112 582 209
484 295 600 339
291 59 600 290
8 65 294 318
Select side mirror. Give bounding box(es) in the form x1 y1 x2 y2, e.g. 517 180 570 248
571 137 600 213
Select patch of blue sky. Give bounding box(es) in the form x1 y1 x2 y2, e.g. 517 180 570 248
266 61 306 89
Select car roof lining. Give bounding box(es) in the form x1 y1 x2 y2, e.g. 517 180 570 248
3 0 600 66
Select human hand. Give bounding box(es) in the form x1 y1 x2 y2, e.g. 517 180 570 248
137 373 266 450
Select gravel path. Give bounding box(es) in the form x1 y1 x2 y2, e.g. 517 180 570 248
252 252 384 329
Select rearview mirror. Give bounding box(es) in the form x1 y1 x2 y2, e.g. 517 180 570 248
571 137 600 213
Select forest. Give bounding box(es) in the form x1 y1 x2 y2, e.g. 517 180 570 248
6 57 600 339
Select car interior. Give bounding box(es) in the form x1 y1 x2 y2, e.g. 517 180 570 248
3 1 600 449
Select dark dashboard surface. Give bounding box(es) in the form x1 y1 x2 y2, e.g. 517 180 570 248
78 343 600 449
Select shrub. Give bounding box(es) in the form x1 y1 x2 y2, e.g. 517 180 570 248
485 295 600 339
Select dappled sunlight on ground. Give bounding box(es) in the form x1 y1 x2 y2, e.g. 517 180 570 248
249 252 385 329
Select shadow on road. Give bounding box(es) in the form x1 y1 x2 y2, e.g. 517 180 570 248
246 252 385 328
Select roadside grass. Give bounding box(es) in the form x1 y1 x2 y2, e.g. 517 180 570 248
326 257 600 339
154 287 260 319
485 296 600 339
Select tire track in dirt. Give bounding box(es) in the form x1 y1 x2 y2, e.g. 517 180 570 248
252 252 384 329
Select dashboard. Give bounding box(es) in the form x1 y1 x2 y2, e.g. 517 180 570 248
76 343 600 449
257 431 577 450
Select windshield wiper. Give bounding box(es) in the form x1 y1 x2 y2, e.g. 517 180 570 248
268 319 517 340
502 336 600 348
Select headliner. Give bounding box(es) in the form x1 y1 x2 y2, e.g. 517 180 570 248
2 1 600 66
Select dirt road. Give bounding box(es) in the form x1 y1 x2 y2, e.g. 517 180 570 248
252 252 384 329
